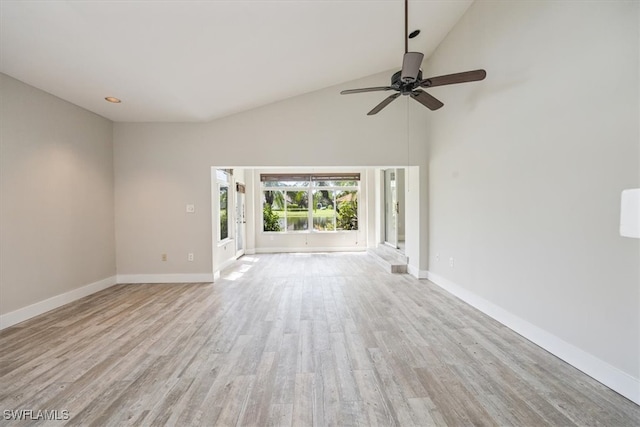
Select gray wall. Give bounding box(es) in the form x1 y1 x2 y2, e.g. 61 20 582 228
114 71 431 277
425 0 639 387
0 74 116 315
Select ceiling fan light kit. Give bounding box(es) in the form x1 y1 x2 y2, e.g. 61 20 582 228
400 52 424 83
341 0 486 115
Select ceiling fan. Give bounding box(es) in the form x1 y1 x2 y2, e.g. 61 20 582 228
340 0 486 115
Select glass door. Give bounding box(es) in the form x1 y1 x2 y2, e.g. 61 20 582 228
235 183 246 257
384 169 398 248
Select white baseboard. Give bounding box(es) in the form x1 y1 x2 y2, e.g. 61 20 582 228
117 273 214 284
214 257 239 281
425 271 640 405
0 276 117 330
407 264 429 279
255 246 365 254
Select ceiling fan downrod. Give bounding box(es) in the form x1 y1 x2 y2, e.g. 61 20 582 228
405 0 409 54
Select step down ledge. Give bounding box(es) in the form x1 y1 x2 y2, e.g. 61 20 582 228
367 246 408 274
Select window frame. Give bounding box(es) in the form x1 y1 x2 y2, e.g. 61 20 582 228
261 174 359 234
217 169 232 243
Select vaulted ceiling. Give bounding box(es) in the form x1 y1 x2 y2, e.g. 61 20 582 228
1 1 472 122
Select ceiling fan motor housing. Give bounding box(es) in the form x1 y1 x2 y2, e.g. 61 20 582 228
392 69 423 94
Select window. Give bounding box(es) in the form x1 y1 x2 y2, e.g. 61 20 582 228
217 169 231 241
261 173 359 232
219 186 229 240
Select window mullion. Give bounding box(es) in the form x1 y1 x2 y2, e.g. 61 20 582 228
333 191 337 231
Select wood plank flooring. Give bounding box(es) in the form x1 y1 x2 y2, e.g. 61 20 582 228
1 252 639 426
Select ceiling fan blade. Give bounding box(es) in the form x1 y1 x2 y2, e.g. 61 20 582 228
368 93 401 115
340 86 394 95
400 52 424 83
410 89 444 111
420 69 487 88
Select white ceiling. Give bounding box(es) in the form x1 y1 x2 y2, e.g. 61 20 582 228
0 1 472 122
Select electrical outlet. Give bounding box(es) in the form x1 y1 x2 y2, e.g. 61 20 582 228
162 253 167 262
449 257 454 268
188 253 194 262
436 253 440 261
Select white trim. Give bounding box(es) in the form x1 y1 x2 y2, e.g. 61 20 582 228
0 276 117 330
217 237 234 247
213 257 239 281
383 241 399 249
117 273 214 284
425 271 640 405
407 265 429 279
255 246 365 254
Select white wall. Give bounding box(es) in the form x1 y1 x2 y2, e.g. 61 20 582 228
114 71 431 278
0 74 116 326
406 99 431 277
424 1 639 402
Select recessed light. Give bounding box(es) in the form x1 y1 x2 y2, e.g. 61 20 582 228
105 97 121 103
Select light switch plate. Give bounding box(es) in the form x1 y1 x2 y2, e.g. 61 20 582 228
620 189 640 238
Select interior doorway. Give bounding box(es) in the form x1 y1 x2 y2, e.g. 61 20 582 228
383 168 405 252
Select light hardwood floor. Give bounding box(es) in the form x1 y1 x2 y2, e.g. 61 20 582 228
1 252 639 426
